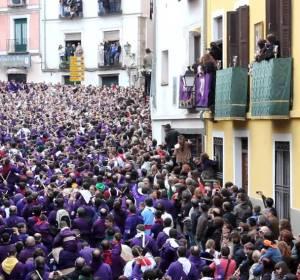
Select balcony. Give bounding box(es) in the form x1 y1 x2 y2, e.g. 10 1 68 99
214 67 248 120
98 0 122 16
7 39 28 53
7 0 26 7
59 59 70 70
179 73 214 110
59 0 83 19
251 58 292 118
98 42 124 70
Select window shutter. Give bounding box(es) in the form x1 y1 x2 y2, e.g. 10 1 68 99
266 0 280 38
279 0 291 57
238 5 249 68
227 11 239 67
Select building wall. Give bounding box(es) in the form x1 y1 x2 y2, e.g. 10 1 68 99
152 0 204 144
205 0 300 230
40 0 152 86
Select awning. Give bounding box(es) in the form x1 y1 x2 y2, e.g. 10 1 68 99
65 33 81 41
104 30 120 41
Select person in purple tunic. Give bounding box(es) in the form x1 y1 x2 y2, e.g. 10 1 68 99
124 205 143 240
0 246 25 280
189 245 206 276
166 246 198 280
18 236 37 263
130 224 159 257
90 248 113 280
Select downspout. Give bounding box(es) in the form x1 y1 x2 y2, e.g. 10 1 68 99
201 0 207 56
201 0 207 151
150 0 157 108
43 0 47 69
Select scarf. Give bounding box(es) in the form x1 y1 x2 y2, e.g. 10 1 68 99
2 256 18 275
178 257 192 275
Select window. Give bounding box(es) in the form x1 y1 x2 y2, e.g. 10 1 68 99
14 18 27 53
161 50 169 86
101 75 119 87
227 5 249 68
98 0 122 16
275 141 290 219
213 137 223 183
189 31 201 65
214 16 223 41
266 0 291 57
60 0 83 18
61 33 82 68
101 31 121 66
9 0 26 7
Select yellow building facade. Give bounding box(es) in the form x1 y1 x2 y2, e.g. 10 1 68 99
205 0 300 230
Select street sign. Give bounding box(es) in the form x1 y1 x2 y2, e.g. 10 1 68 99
69 55 85 82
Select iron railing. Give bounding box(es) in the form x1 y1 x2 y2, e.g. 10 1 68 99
7 38 28 53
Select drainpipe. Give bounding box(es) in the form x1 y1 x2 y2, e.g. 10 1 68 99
201 0 207 56
43 0 47 69
150 0 157 108
201 0 207 151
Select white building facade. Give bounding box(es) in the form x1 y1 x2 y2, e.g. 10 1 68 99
151 0 206 154
40 0 153 86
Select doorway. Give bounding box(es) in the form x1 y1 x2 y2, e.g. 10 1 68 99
234 137 248 193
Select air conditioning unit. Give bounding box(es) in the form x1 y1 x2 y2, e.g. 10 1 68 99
10 0 26 6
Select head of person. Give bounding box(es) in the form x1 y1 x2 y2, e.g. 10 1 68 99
257 39 267 50
177 246 187 258
220 246 230 259
145 48 151 54
267 33 277 45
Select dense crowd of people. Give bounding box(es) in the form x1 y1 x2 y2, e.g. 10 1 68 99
0 81 299 280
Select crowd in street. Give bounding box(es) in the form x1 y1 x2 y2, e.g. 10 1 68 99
0 81 299 280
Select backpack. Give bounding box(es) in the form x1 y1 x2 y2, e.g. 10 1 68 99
56 209 71 229
215 259 231 280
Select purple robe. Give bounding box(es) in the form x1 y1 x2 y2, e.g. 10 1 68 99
93 262 113 280
124 213 143 240
179 76 193 109
167 260 198 280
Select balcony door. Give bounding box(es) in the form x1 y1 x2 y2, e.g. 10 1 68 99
275 141 290 219
15 18 27 52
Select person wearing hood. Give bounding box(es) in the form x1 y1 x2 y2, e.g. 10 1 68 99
159 228 180 272
233 193 252 225
166 246 198 280
0 246 24 280
130 224 158 257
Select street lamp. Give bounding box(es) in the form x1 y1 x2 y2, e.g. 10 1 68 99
183 66 195 88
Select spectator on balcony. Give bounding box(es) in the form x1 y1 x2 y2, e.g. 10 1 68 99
110 43 118 65
256 34 280 62
58 45 65 62
75 42 84 57
209 42 222 62
255 39 267 62
143 48 152 98
115 42 122 64
99 0 109 15
65 43 74 61
99 42 105 66
104 41 110 66
109 0 116 13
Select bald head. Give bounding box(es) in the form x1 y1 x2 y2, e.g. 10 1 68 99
25 236 36 247
75 257 86 269
9 206 17 215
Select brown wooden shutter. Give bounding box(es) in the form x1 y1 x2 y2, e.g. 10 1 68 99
238 5 249 68
279 0 292 57
227 11 239 67
266 0 280 38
